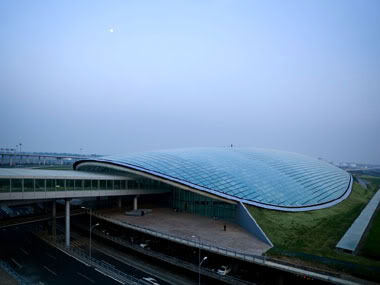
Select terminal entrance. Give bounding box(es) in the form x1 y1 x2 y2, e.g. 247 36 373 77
172 188 236 221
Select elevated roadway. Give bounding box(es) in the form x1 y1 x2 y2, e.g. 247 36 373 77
0 168 170 249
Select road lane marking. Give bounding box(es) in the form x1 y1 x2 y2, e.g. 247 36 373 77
77 272 95 283
19 248 29 255
11 258 22 268
43 265 57 276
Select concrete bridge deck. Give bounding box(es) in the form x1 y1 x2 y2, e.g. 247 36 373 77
96 207 271 256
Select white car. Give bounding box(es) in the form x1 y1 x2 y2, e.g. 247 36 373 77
217 265 231 276
142 277 160 285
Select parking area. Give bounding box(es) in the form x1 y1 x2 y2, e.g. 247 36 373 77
98 207 271 256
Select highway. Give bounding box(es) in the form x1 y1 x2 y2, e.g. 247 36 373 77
0 228 120 285
59 227 172 285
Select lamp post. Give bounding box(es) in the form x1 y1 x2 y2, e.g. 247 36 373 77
81 206 99 259
192 235 207 285
199 256 208 285
90 222 99 259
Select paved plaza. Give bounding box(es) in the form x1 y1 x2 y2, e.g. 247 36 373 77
99 207 271 256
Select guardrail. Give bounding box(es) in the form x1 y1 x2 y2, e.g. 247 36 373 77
36 232 146 285
0 260 31 285
73 221 255 285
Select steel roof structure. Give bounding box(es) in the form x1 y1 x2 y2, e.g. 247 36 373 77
74 147 352 211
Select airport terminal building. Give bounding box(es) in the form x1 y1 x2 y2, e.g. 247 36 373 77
74 147 352 211
0 147 353 246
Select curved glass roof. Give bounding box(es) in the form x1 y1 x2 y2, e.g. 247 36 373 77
74 147 352 211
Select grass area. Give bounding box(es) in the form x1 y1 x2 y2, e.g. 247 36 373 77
360 209 380 260
248 182 374 254
360 175 380 190
247 181 380 280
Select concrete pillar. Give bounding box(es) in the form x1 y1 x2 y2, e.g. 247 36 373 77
118 197 122 208
52 200 56 240
44 158 46 165
133 196 138 210
65 199 70 248
9 155 12 166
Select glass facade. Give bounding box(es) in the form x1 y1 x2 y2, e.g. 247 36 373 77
35 179 45 191
84 180 91 190
46 179 55 191
56 179 65 191
81 147 351 210
0 178 137 192
0 179 10 192
24 179 34 192
11 179 22 192
75 179 83 190
66 180 75 191
100 180 106 189
92 180 99 190
172 188 236 221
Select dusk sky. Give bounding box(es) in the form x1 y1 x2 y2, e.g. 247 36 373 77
1 0 379 163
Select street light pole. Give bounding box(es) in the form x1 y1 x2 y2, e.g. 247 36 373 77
82 207 99 259
192 235 203 285
199 256 208 285
90 222 99 259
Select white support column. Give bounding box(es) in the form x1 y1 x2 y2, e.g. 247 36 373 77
65 199 70 248
133 196 138 210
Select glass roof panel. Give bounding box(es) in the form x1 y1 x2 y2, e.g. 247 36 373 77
75 147 351 211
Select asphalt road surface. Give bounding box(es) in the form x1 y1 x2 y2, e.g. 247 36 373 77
0 228 120 285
